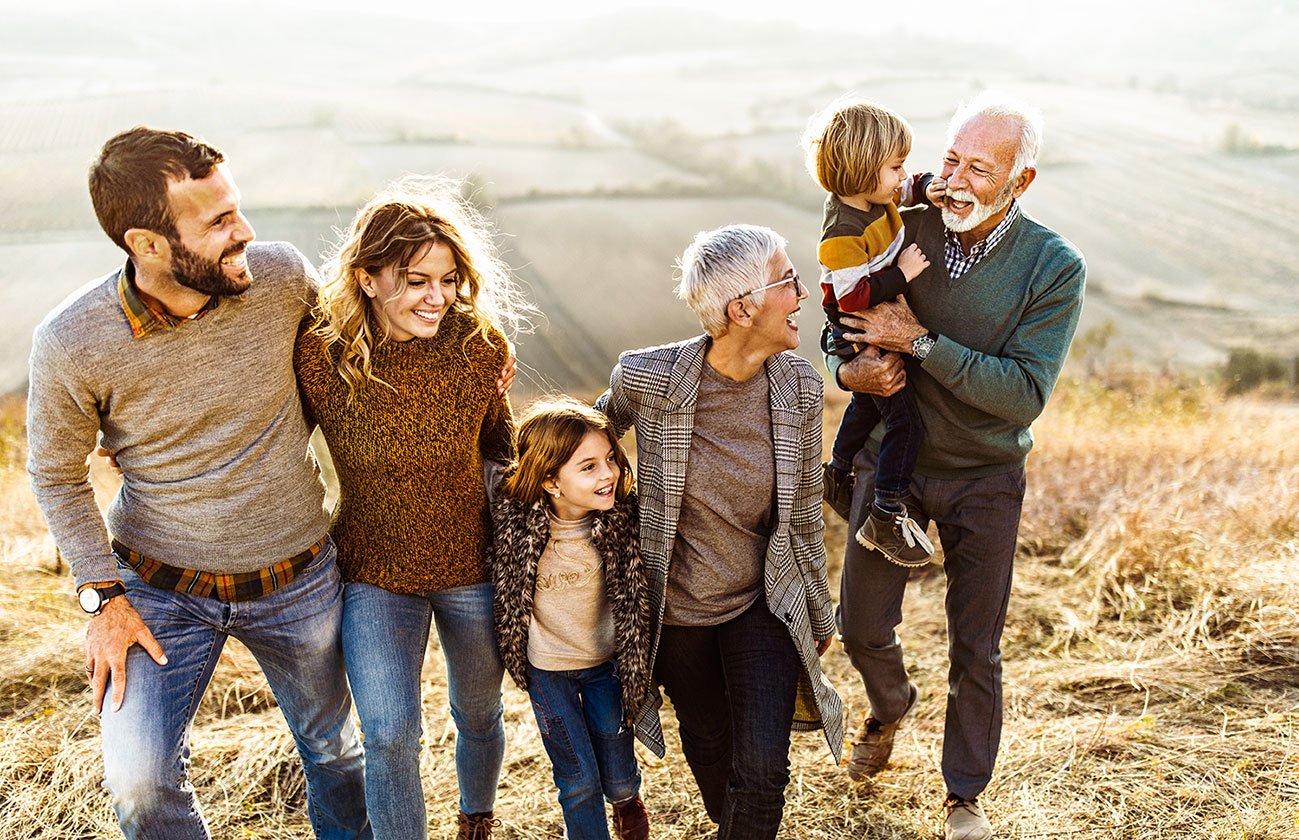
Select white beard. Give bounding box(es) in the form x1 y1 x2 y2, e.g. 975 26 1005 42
940 183 1015 234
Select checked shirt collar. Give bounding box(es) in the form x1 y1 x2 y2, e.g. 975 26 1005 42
943 200 1021 281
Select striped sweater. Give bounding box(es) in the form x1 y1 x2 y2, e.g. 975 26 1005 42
818 173 932 323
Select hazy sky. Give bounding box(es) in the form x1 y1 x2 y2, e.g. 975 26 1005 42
31 0 1154 37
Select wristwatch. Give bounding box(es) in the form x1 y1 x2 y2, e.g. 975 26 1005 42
911 331 938 361
78 582 126 616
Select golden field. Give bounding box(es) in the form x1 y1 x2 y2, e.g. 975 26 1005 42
1 375 1296 839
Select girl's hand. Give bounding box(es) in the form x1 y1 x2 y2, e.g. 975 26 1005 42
816 636 833 656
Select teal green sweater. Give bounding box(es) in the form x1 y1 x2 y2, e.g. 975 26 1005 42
829 205 1085 479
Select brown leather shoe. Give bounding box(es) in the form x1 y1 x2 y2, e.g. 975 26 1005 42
844 684 917 781
944 795 993 840
612 795 650 840
457 811 500 840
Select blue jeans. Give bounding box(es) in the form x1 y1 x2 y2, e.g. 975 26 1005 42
526 661 641 840
831 378 923 506
100 537 368 840
341 581 505 839
653 600 801 840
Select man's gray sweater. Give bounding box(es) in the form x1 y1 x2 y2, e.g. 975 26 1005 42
27 242 331 589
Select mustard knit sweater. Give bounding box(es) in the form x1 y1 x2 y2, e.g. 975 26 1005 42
294 308 514 593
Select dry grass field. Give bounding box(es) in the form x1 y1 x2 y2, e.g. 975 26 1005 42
2 374 1296 839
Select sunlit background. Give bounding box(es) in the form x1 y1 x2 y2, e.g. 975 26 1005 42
3 0 1296 395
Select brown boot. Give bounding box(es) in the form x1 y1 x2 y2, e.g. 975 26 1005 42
844 684 918 781
611 795 650 840
457 811 500 840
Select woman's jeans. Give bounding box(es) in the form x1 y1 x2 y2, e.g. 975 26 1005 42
526 661 642 840
341 581 506 839
100 538 369 840
653 600 801 840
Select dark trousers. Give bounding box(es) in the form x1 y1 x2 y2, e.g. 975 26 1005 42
837 449 1026 800
830 365 924 505
654 600 801 840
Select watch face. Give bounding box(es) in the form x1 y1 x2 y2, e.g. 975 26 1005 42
78 587 102 614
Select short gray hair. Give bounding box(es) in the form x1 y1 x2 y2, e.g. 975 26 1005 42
947 91 1044 178
676 224 787 337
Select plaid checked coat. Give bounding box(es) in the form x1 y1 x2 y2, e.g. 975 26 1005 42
596 335 844 761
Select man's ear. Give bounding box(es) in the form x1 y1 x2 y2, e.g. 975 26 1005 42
123 228 167 263
1011 166 1036 199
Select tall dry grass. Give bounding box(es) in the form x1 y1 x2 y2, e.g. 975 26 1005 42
1 378 1296 839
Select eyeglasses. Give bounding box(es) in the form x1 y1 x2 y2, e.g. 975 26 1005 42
734 273 805 301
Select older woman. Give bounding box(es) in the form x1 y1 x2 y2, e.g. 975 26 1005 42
596 224 842 839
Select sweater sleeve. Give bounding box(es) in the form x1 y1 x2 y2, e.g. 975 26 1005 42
479 394 515 464
897 172 935 209
819 226 908 313
922 257 1086 425
25 328 119 587
293 317 322 433
478 331 516 463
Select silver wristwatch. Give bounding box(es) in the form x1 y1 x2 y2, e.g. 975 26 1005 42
911 332 937 361
78 582 126 615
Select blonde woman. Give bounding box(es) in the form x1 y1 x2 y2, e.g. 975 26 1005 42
294 176 531 840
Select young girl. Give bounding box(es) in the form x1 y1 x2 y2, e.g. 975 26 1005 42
489 397 661 840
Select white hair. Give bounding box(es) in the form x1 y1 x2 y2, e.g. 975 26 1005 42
947 91 1044 178
675 224 787 337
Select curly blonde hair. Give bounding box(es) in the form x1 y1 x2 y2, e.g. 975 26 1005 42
314 175 532 395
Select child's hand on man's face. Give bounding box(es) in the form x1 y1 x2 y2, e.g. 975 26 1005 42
925 176 948 206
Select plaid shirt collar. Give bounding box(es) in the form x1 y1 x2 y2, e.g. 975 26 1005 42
116 260 224 339
943 200 1021 280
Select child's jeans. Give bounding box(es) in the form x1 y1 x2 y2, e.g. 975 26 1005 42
526 660 641 840
831 371 923 506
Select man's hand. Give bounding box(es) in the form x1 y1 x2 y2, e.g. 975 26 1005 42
85 595 167 714
816 636 834 656
496 344 517 396
837 344 906 396
840 298 927 354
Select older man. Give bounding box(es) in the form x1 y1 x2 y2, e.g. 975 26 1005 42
828 93 1085 840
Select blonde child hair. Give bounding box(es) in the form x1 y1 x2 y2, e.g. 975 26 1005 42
801 98 913 197
503 396 634 507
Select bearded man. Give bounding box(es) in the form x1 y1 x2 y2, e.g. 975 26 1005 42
26 127 369 839
827 93 1085 840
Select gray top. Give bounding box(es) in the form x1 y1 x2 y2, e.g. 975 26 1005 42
26 242 331 588
665 360 773 626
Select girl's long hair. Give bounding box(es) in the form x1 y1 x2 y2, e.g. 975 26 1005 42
503 396 634 508
314 175 533 395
